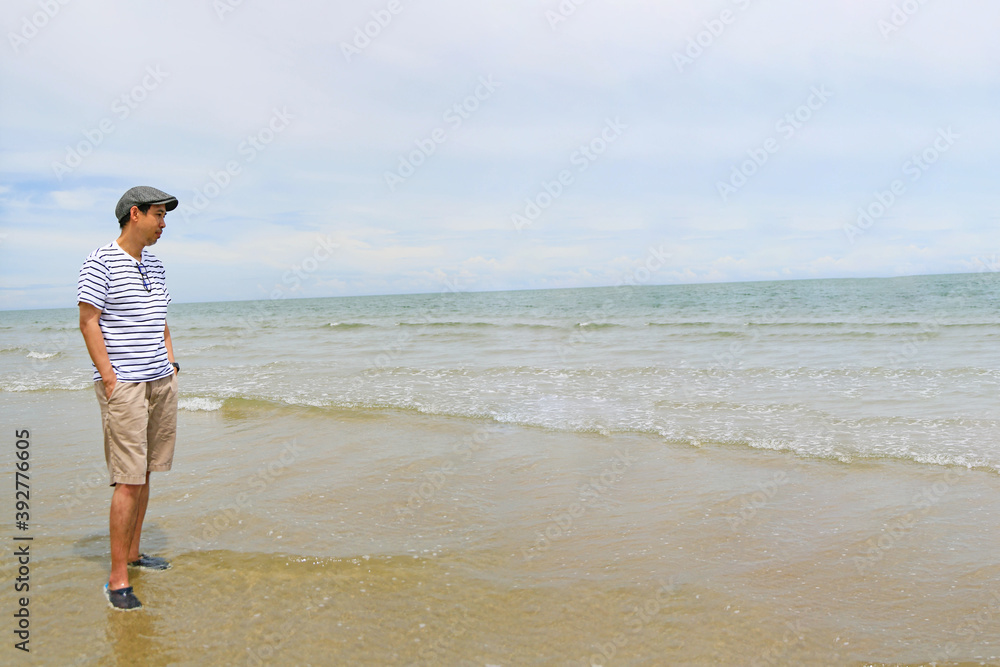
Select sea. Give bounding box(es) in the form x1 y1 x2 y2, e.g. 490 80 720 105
3 272 1000 665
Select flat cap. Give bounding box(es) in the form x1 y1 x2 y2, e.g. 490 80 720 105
115 186 178 222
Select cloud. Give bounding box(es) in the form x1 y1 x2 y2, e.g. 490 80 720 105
2 0 999 309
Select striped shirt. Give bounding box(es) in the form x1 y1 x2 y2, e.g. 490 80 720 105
77 241 173 383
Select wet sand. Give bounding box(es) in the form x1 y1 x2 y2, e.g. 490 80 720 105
5 389 1000 665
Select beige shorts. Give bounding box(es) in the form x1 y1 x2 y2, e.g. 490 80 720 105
94 373 178 486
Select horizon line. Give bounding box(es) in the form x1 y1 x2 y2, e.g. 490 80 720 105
2 269 994 313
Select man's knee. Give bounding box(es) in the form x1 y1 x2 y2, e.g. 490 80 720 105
113 482 145 499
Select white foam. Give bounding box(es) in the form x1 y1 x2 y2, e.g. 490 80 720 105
26 351 57 359
178 397 224 412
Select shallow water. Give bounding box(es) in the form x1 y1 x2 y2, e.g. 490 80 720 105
4 389 1000 665
6 274 1000 470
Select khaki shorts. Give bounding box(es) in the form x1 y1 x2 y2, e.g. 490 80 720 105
94 373 177 486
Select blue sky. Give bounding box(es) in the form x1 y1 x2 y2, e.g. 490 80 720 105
1 0 998 310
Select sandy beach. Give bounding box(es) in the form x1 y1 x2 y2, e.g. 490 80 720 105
5 386 1000 665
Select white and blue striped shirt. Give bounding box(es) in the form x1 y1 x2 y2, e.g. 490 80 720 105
77 241 173 383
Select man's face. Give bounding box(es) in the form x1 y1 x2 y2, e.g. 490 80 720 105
132 204 167 246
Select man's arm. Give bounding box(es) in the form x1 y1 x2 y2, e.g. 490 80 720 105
164 321 177 374
79 302 116 399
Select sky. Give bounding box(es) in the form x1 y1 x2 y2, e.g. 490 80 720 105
1 0 999 310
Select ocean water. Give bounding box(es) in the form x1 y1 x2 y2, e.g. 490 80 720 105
4 273 1000 665
7 272 1000 470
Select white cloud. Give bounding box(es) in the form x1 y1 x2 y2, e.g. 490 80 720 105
2 0 1000 309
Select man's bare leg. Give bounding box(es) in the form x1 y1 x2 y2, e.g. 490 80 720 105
109 482 143 590
127 472 151 563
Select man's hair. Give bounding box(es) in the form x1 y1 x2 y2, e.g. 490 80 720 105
118 203 152 229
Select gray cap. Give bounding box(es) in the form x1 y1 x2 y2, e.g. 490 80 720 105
115 186 178 222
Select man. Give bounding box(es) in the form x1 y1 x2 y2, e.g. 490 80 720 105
78 186 180 611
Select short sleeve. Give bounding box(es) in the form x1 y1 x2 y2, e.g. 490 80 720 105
77 254 110 310
162 264 171 305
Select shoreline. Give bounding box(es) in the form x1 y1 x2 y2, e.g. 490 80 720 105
5 389 999 663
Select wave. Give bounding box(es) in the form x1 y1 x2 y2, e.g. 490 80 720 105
574 322 625 329
159 393 1000 473
11 364 998 391
396 321 496 328
512 323 564 330
645 322 720 327
16 371 991 472
321 321 567 331
181 322 281 332
742 321 999 329
0 378 91 393
178 397 224 412
390 321 563 329
644 321 1000 329
326 322 375 329
0 346 68 357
